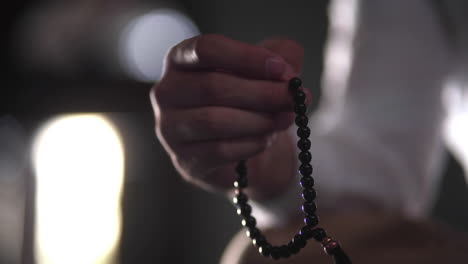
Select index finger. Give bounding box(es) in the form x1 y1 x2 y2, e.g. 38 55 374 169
154 71 311 112
165 34 296 81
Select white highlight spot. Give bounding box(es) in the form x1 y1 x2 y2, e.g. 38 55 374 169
120 9 200 82
443 79 468 185
33 114 125 264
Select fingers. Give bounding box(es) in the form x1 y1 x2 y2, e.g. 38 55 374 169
166 34 296 81
177 135 272 174
158 106 293 143
152 34 307 191
155 71 296 112
258 38 304 73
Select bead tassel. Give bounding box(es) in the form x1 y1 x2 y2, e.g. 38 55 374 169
332 246 352 264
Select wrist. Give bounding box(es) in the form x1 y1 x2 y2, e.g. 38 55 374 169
244 130 297 201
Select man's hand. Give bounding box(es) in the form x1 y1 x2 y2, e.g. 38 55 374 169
150 34 308 200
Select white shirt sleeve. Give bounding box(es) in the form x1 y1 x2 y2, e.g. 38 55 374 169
253 0 454 225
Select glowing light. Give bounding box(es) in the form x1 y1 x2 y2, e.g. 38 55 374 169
33 114 125 264
330 0 358 31
443 80 468 185
318 0 359 132
322 0 358 99
120 9 200 82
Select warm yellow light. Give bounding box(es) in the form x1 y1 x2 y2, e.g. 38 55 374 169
32 114 125 264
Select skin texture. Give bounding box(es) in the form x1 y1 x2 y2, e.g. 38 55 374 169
150 34 310 201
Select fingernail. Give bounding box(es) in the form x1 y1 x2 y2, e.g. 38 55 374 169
265 57 286 79
281 65 297 81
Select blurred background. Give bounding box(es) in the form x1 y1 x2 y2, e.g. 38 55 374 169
1 1 328 263
0 0 467 263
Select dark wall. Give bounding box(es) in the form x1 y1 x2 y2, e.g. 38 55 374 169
2 1 329 263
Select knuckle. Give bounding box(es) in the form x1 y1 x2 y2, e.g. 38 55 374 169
202 72 221 99
166 43 178 58
166 40 185 66
202 73 236 105
194 34 226 63
193 36 210 63
172 155 197 182
198 109 222 133
262 83 285 110
213 142 231 160
262 84 277 107
253 138 268 156
167 36 199 66
151 79 170 106
156 113 171 140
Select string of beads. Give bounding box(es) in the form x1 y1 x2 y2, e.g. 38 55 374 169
232 77 352 263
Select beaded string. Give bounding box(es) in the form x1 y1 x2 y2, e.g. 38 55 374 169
232 77 352 263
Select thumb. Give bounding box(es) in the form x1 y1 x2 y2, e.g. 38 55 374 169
258 38 310 104
257 38 304 73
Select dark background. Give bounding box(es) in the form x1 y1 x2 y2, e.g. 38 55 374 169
1 0 467 263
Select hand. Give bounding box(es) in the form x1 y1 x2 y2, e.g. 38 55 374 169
150 34 308 199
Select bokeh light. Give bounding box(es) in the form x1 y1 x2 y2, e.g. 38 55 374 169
33 114 125 264
443 79 468 185
119 9 200 82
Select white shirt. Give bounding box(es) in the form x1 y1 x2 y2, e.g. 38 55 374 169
254 0 468 226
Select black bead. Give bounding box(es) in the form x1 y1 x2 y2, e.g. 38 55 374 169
246 227 260 238
302 201 317 215
299 151 312 163
294 103 307 115
305 215 319 227
302 189 317 201
235 161 247 176
295 115 308 127
297 138 311 151
241 216 256 228
289 77 302 89
259 243 272 256
287 241 300 254
270 247 281 259
253 235 266 247
234 177 248 188
237 204 252 217
300 226 314 240
233 192 248 205
279 245 291 258
300 176 314 189
299 164 313 176
297 127 311 138
293 234 307 248
294 91 306 104
311 228 327 242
